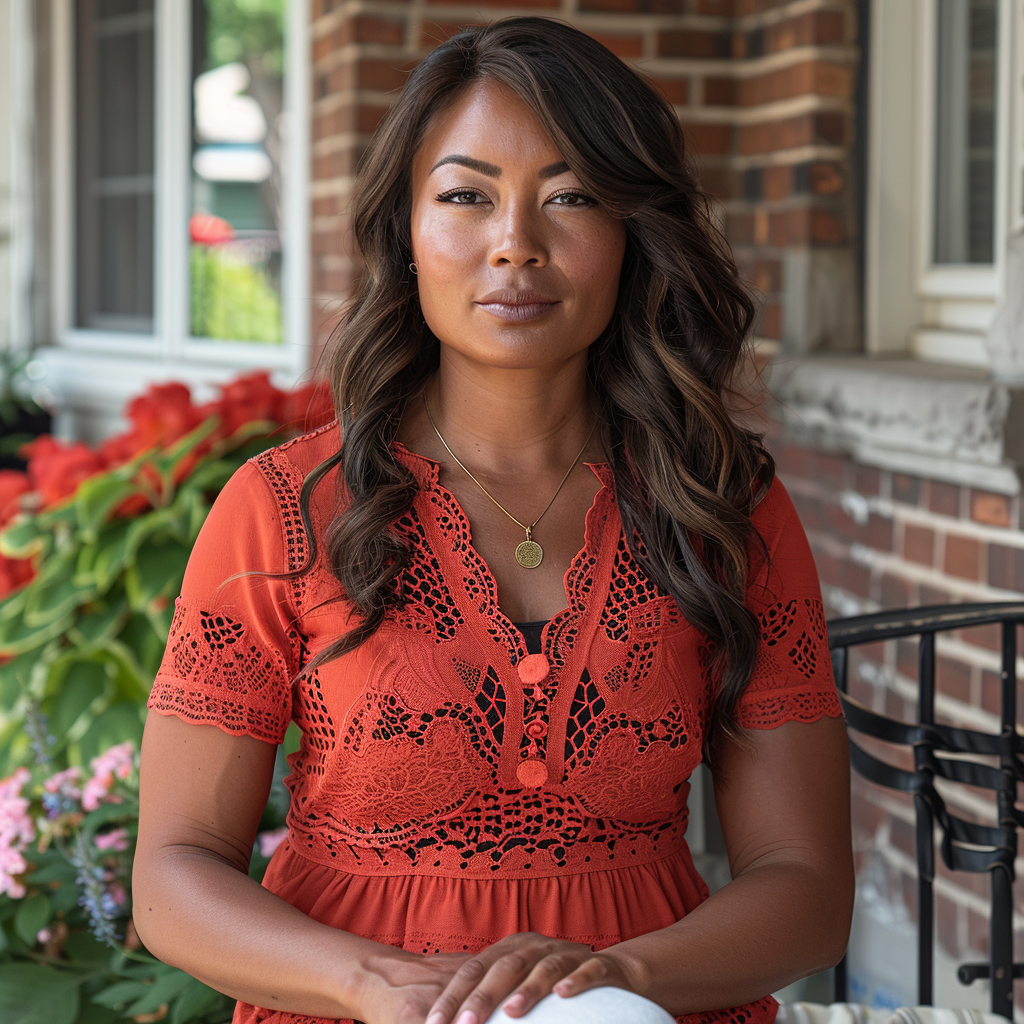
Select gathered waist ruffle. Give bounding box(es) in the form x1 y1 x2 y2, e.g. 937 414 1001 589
235 841 777 1024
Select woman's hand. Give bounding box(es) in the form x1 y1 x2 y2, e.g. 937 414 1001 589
419 932 638 1024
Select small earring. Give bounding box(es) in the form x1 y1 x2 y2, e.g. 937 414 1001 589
409 262 418 275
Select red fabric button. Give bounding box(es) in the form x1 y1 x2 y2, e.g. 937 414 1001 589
516 758 548 788
518 654 550 687
525 719 547 739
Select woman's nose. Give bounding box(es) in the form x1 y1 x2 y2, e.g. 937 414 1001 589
488 204 549 268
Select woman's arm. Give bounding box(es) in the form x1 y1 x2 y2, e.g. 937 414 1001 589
588 714 854 1014
134 713 474 1021
134 713 372 1016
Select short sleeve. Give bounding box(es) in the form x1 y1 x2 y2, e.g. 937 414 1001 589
147 459 300 744
735 477 843 729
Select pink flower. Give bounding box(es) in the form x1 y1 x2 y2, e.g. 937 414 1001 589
257 827 288 858
44 766 82 799
0 768 34 898
82 742 135 812
94 828 129 852
106 882 127 907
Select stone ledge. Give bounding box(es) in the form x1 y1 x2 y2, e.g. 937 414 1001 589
771 356 1024 495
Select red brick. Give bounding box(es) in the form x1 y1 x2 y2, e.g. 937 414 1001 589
580 0 682 11
694 0 734 13
764 10 847 51
419 21 485 46
903 524 935 566
754 207 769 245
856 465 881 497
739 61 854 107
347 14 406 45
936 894 963 958
944 535 984 581
936 655 972 705
811 207 846 244
987 544 1024 591
971 490 1011 527
810 161 845 194
967 909 990 957
865 513 893 552
959 621 1000 654
880 573 915 609
919 584 953 607
651 77 689 105
703 76 736 105
981 669 1007 717
588 32 645 57
892 473 922 505
428 0 557 6
751 256 782 294
681 122 732 156
928 480 961 517
757 302 781 340
657 29 731 59
814 452 849 490
762 164 792 201
774 442 814 478
353 58 414 92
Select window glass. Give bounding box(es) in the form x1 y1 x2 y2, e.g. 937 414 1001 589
75 0 155 332
933 0 999 264
190 0 285 343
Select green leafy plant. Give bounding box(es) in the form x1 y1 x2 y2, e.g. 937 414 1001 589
0 370 331 1022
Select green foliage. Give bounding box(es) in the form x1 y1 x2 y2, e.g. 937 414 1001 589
0 421 281 775
190 245 283 344
203 0 285 76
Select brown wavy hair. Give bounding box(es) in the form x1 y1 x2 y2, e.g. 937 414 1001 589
297 17 775 751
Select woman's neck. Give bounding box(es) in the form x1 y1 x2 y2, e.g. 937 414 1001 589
412 354 602 476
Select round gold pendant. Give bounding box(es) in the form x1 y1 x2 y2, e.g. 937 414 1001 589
515 539 544 569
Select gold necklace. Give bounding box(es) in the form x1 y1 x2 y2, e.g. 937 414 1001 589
423 395 597 569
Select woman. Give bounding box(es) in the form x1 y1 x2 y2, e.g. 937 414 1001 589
134 17 853 1024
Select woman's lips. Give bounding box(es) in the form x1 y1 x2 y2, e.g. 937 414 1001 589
475 300 558 322
475 291 559 322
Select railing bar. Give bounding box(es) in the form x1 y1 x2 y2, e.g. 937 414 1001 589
916 791 935 1007
919 632 935 726
832 646 849 696
1000 621 1017 736
991 868 1014 1016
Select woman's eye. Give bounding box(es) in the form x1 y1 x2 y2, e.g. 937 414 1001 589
549 191 596 207
436 190 485 204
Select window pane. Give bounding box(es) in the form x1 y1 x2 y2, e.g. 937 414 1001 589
190 0 285 344
933 0 999 264
75 0 155 332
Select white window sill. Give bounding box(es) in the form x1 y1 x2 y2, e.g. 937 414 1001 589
771 355 1022 495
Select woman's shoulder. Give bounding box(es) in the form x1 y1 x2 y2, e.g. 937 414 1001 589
250 419 341 480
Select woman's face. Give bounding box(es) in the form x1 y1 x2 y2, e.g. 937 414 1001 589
409 79 627 374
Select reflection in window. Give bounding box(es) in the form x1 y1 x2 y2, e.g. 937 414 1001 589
75 0 155 332
190 0 285 343
933 0 998 265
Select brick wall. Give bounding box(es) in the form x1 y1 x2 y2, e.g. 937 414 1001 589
772 430 1024 1013
308 0 862 355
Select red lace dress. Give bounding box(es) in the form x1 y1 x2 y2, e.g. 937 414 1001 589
147 423 842 1024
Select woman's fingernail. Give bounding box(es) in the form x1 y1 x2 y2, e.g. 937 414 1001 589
504 994 525 1013
425 1015 445 1024
455 1013 478 1024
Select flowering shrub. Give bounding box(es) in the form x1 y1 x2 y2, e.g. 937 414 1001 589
0 736 288 1023
0 369 332 773
0 369 330 1022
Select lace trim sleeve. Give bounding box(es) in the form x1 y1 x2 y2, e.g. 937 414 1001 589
736 478 844 729
147 459 301 744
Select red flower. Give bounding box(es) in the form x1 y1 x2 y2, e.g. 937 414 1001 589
281 381 335 434
22 436 105 509
209 371 287 441
0 470 31 526
190 212 234 245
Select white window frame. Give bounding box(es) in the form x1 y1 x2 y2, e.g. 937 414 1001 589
865 0 1022 368
42 0 311 437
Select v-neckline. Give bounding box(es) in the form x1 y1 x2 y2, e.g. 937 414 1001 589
391 440 614 655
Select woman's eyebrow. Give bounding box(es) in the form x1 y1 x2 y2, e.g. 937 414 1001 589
427 156 572 179
429 154 501 177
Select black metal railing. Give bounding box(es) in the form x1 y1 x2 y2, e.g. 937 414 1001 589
828 602 1024 1019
